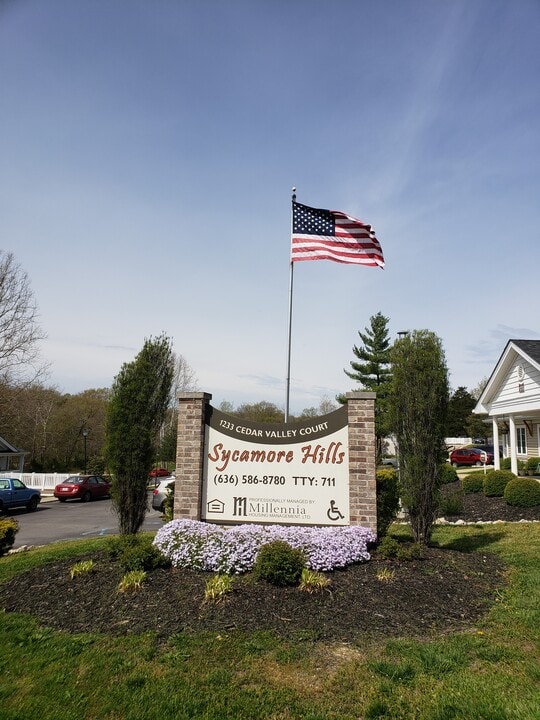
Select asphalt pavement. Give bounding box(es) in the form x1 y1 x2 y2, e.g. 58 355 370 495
8 493 165 549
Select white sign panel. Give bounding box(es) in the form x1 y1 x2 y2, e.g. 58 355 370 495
202 407 350 525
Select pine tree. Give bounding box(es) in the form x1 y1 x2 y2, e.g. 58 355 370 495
446 386 476 437
344 311 392 393
105 334 174 535
340 312 392 458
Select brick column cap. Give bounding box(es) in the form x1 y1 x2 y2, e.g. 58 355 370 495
177 392 213 401
346 391 376 400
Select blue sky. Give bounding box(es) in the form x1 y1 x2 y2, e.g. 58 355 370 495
1 0 539 413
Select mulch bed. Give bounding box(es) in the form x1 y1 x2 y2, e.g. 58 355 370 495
1 491 537 643
0 548 504 642
440 480 540 523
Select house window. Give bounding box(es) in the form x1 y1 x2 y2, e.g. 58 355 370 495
516 426 527 455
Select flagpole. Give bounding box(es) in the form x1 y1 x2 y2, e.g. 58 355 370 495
285 187 296 422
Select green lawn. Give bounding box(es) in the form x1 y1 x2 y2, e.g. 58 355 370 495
1 524 539 720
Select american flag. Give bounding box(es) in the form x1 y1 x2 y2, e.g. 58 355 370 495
291 201 384 268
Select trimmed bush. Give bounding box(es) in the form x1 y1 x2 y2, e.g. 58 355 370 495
504 477 540 507
462 473 484 494
377 536 401 559
253 540 306 586
483 469 516 497
525 457 540 473
377 536 424 561
439 464 458 485
107 534 170 571
0 517 19 556
376 468 400 539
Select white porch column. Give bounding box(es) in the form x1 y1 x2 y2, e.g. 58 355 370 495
508 414 518 475
492 418 500 470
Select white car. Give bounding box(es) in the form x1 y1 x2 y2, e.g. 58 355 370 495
151 476 175 513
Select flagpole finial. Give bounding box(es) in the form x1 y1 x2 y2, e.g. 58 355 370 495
292 187 296 202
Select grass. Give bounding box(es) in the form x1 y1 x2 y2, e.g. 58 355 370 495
1 524 539 719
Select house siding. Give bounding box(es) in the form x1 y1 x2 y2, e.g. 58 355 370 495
490 359 540 413
474 340 540 468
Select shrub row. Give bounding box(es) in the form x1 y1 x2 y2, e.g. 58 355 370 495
461 469 540 507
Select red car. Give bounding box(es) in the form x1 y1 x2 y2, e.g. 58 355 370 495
54 475 111 502
149 467 171 478
449 448 494 467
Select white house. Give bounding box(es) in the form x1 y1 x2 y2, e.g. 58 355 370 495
0 435 27 472
474 340 540 475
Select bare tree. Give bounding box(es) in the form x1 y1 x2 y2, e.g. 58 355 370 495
162 352 198 432
156 353 199 464
0 250 46 386
171 353 198 399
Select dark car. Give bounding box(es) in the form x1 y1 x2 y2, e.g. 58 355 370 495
472 444 503 458
54 475 111 502
449 448 494 467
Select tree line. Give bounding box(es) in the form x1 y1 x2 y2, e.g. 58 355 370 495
1 249 489 543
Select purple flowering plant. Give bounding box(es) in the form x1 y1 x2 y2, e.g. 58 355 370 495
153 520 376 574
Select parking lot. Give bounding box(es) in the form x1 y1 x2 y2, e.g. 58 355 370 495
6 494 164 548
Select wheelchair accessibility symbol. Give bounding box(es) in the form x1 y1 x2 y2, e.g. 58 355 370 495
327 500 345 522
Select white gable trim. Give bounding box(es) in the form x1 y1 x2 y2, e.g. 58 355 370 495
475 341 540 415
474 340 540 475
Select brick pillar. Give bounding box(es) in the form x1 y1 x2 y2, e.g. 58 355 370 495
346 391 377 532
174 392 212 520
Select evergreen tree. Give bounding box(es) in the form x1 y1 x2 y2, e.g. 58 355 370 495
465 412 489 441
105 334 174 534
466 377 489 440
344 311 392 389
387 330 449 545
340 312 392 457
446 386 476 437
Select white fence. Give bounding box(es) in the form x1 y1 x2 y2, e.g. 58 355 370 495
0 472 78 493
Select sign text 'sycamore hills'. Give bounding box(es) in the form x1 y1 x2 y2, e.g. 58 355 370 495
202 407 349 525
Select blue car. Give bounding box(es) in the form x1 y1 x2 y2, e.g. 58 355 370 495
0 477 41 513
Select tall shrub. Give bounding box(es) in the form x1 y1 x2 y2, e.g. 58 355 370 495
376 468 400 539
387 330 449 545
105 334 174 534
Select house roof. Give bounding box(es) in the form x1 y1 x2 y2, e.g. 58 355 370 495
475 339 540 415
0 435 22 454
511 339 540 365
